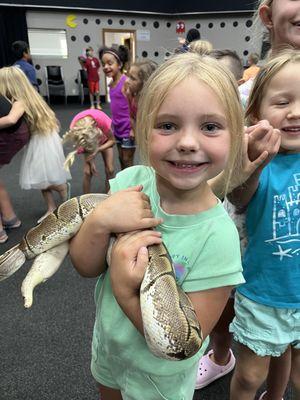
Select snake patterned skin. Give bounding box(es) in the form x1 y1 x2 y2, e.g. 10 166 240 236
0 194 203 360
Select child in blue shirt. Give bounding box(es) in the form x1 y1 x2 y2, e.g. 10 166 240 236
229 50 300 400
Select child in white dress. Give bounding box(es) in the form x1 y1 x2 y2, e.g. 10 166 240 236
0 67 71 223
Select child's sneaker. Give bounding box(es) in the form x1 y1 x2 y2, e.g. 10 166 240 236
258 391 284 400
195 349 236 389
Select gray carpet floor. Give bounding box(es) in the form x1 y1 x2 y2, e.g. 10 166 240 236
0 102 293 400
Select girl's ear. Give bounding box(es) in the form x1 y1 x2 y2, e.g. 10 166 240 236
259 5 273 30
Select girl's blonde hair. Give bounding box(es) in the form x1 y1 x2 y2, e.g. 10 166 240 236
0 66 58 134
136 52 244 193
63 116 103 170
189 40 213 56
246 49 300 124
130 60 158 92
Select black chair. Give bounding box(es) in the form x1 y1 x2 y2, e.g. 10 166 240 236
78 69 89 104
45 66 66 104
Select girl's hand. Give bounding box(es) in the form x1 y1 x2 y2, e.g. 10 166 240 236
110 230 163 299
93 185 163 234
129 129 135 139
247 120 281 169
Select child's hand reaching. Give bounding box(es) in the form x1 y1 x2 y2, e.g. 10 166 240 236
247 120 281 170
226 120 281 193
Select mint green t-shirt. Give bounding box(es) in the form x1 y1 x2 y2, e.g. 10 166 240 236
91 166 244 380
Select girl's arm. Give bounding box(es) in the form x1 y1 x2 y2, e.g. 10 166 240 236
110 230 233 340
227 121 281 209
187 286 233 340
97 130 115 152
0 101 24 129
69 186 163 278
110 230 163 335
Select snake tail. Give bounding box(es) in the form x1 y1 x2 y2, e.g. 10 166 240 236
0 245 26 282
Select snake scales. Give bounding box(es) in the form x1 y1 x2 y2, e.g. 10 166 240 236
0 194 203 360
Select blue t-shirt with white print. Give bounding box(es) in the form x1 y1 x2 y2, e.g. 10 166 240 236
238 153 300 308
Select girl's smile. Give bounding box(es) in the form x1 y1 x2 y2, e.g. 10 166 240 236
150 77 231 196
259 62 300 153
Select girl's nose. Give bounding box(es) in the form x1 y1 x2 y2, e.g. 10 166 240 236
287 103 300 119
177 130 199 152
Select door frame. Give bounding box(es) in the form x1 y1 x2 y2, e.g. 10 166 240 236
102 29 136 99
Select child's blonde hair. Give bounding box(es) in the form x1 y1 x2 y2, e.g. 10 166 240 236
0 66 58 134
189 40 213 55
63 116 103 170
136 52 244 193
246 49 300 124
130 60 158 92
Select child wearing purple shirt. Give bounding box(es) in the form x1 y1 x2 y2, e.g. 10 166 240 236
100 45 135 170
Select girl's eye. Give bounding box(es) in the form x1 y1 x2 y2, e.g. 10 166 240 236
202 123 220 133
156 123 176 132
276 101 289 106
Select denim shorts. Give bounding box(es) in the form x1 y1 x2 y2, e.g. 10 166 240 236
230 292 300 357
115 136 136 149
92 339 198 400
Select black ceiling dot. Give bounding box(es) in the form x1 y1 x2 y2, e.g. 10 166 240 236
246 19 253 28
243 50 249 56
71 35 76 42
75 78 78 84
37 78 42 86
154 51 159 57
131 20 136 26
108 19 113 25
165 51 170 57
142 21 147 27
83 18 88 24
142 51 148 57
119 19 124 25
220 22 225 28
196 23 201 29
208 22 213 28
35 64 40 70
245 36 250 42
95 19 100 25
166 22 171 28
153 21 159 28
84 35 90 43
233 21 239 27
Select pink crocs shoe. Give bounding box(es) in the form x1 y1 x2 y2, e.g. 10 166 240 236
195 349 236 389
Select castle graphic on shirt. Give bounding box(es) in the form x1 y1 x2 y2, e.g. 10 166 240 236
265 173 300 260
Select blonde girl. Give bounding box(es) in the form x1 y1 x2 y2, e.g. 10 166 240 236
0 67 71 224
229 50 300 400
64 109 115 193
189 39 213 55
124 59 157 137
69 52 245 400
256 0 300 57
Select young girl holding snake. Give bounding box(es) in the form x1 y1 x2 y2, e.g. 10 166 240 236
69 52 245 400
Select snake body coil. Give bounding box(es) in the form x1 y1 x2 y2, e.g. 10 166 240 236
0 194 203 360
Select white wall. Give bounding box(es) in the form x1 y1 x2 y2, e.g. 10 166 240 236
26 10 261 97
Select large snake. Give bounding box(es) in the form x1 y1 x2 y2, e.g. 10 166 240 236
0 194 203 360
